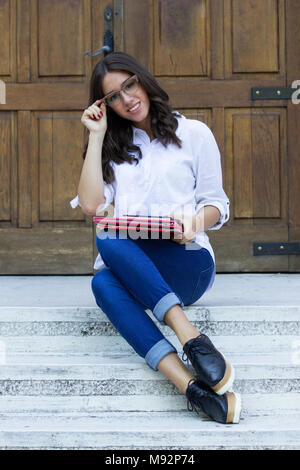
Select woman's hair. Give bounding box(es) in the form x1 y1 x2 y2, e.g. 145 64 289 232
82 52 182 184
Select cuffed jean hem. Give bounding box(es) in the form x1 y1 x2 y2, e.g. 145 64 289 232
144 338 177 371
153 292 184 324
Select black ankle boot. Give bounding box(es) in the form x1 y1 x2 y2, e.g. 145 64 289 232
183 334 235 395
185 379 241 424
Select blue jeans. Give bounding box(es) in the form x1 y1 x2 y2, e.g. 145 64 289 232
91 232 215 372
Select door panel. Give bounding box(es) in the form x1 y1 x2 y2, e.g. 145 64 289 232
226 109 286 221
38 0 86 78
225 0 285 76
153 0 208 76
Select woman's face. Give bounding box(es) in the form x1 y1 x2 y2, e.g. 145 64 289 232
101 71 151 129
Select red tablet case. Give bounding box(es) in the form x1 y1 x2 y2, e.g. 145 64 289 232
93 215 184 237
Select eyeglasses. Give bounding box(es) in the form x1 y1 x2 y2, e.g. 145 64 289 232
101 75 140 107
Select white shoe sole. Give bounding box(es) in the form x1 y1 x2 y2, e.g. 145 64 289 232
233 392 242 423
226 391 242 424
212 358 235 396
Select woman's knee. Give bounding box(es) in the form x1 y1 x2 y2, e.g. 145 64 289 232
187 263 215 305
91 268 112 301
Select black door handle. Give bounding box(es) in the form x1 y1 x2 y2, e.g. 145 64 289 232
84 7 114 57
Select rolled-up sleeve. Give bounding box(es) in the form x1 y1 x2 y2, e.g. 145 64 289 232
192 122 230 230
70 194 81 209
69 181 115 213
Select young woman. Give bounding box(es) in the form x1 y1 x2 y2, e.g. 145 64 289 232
70 52 241 424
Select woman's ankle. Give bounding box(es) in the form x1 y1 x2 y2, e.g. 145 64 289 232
157 352 195 394
164 306 201 345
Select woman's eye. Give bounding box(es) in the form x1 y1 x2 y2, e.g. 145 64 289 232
108 93 118 103
125 81 135 91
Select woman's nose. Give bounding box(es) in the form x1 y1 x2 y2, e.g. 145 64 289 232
120 90 134 104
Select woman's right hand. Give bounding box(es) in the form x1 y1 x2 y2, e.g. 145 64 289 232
81 99 107 136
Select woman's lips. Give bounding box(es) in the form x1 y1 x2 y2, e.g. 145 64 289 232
128 102 141 113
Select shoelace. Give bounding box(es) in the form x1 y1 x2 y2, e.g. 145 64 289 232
186 378 202 416
181 334 203 368
181 351 190 368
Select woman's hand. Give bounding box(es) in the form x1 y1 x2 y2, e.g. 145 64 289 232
169 214 202 245
81 99 107 136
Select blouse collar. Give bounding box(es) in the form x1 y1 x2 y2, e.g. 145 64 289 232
131 112 185 143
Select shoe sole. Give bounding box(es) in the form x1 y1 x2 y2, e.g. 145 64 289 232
211 359 235 395
226 391 242 424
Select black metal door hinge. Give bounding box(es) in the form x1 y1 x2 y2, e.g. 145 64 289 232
251 86 299 100
253 242 300 256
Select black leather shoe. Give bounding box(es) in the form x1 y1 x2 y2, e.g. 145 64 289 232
186 379 241 424
183 334 235 395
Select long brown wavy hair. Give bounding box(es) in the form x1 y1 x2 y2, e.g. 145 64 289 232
82 52 182 185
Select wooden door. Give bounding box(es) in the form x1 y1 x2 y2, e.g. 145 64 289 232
0 0 110 274
113 0 300 272
0 0 299 274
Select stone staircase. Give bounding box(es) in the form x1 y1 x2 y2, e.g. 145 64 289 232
0 301 300 450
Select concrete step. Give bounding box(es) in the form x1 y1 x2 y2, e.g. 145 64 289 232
1 412 300 449
0 274 299 450
1 351 297 365
1 334 299 356
1 303 300 449
0 354 299 395
1 274 299 309
0 393 299 414
1 306 300 336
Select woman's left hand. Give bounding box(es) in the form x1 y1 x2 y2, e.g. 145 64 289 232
168 214 200 245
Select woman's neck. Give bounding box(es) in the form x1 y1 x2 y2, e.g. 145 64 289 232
133 115 154 141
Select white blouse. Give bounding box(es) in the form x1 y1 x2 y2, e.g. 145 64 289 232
70 113 230 271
